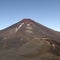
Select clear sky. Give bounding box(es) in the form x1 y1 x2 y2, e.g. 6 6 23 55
0 0 60 31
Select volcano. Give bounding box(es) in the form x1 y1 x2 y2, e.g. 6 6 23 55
0 19 60 60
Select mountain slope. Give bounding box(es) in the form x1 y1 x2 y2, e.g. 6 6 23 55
0 19 60 48
0 18 60 60
1 19 60 39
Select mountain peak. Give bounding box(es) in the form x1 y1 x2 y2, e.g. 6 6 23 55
14 18 35 33
20 18 35 24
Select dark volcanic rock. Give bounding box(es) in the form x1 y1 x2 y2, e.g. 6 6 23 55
0 18 60 60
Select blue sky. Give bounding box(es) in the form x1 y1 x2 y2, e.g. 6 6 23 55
0 0 60 31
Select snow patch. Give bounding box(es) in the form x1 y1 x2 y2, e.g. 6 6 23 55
15 23 24 32
25 23 33 33
25 30 32 33
26 24 32 30
26 27 32 30
27 24 30 26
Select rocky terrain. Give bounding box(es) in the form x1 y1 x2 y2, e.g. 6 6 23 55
0 19 60 60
